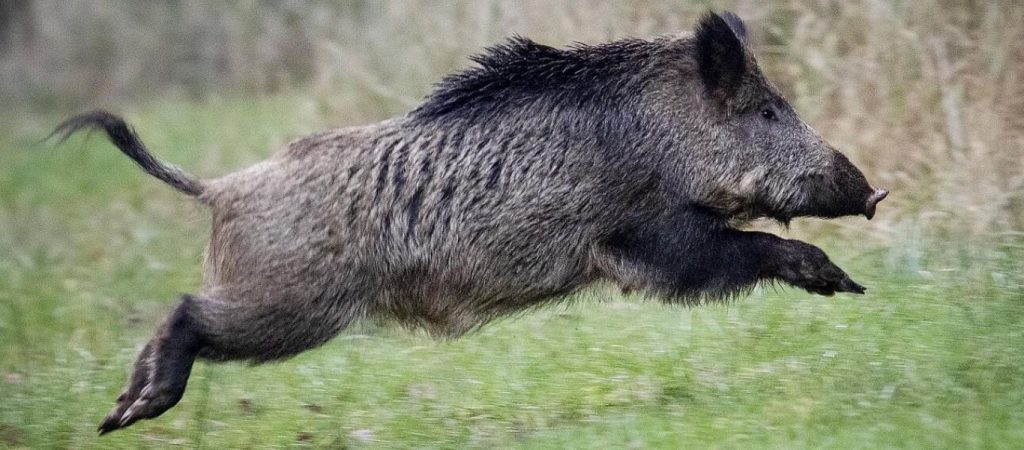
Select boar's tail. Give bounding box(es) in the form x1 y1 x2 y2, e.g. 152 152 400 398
49 111 206 199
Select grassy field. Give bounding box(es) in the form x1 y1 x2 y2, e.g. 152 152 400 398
1 97 1022 449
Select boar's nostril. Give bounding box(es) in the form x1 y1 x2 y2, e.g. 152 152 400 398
864 188 888 220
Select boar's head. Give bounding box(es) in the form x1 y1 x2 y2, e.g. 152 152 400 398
652 12 886 223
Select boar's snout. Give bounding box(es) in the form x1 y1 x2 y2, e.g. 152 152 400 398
864 188 888 220
832 150 887 220
800 152 887 220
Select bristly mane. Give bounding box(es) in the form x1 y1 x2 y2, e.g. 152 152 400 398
410 36 658 122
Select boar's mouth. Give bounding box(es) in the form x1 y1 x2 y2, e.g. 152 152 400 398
791 180 888 221
706 163 888 224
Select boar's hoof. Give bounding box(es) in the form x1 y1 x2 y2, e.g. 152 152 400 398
773 241 866 296
98 378 187 434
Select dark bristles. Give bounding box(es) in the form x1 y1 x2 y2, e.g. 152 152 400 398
410 36 657 121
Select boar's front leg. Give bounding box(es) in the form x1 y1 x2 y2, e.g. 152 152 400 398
594 210 864 299
757 236 865 296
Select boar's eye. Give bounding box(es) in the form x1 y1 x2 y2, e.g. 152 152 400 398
760 108 777 121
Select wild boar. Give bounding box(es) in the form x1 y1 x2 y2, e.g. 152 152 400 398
52 11 887 434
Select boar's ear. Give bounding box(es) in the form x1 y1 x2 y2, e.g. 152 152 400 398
719 11 748 45
695 11 748 103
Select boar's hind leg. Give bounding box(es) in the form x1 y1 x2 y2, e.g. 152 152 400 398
99 294 202 435
98 289 356 434
189 286 360 363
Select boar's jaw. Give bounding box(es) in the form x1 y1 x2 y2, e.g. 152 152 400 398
697 163 888 224
700 186 803 226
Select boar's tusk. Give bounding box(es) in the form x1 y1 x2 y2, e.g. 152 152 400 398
864 188 888 220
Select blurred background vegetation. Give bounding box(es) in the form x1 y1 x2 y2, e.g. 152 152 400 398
1 1 1022 448
3 0 1023 249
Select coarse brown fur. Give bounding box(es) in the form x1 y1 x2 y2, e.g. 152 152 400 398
51 11 886 434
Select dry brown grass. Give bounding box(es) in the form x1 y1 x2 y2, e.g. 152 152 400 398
3 0 1021 249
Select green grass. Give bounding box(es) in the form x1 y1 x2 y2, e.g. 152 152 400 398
1 97 1022 449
